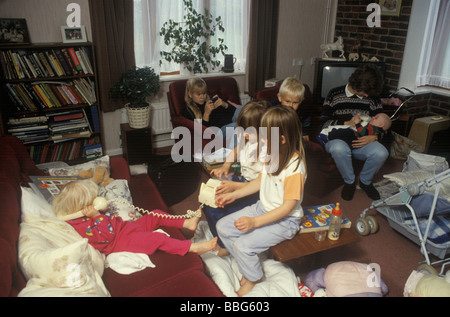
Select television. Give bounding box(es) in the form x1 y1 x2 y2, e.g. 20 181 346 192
313 59 386 103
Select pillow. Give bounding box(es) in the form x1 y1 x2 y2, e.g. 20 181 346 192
384 170 450 201
20 186 56 220
48 155 110 176
323 261 388 297
19 239 109 297
98 179 142 221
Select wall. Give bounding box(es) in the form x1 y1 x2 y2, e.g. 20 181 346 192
334 0 412 91
275 0 336 89
0 0 92 42
334 0 449 120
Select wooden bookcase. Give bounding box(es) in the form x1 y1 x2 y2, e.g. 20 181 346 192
0 42 103 164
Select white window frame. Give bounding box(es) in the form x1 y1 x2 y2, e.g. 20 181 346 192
399 0 450 96
134 0 250 79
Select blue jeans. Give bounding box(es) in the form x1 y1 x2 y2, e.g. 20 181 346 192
221 106 244 149
324 139 389 186
203 175 258 248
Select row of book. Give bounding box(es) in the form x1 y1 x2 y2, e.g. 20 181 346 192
28 137 102 164
7 109 95 144
5 78 96 112
0 47 93 80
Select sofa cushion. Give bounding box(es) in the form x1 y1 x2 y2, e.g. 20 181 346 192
129 174 168 212
0 183 21 254
102 247 220 297
0 239 14 297
0 144 21 186
0 136 45 183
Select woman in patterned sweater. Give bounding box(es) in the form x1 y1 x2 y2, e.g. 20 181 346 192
320 64 388 201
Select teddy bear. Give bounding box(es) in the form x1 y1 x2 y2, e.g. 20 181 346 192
78 166 114 187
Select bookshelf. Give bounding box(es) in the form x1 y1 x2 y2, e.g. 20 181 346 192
0 42 103 164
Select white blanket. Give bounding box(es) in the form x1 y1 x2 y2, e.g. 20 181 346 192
192 221 300 297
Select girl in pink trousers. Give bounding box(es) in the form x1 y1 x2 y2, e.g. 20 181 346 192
52 180 217 256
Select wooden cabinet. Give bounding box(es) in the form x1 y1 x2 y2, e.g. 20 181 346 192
0 42 103 163
120 123 153 165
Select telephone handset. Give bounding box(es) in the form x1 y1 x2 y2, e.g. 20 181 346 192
57 197 202 221
58 197 109 221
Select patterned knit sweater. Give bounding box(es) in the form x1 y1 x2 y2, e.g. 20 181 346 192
320 85 383 130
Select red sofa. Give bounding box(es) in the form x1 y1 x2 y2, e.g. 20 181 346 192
0 135 223 297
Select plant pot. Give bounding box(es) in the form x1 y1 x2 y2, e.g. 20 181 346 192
125 104 151 129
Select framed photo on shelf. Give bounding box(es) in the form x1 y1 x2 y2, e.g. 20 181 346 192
61 26 87 43
379 0 402 16
0 18 30 44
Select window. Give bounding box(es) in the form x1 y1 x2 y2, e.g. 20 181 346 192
134 0 250 75
416 0 450 90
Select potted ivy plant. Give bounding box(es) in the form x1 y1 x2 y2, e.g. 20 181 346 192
110 66 160 129
159 0 228 74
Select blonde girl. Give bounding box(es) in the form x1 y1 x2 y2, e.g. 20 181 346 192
204 100 269 255
215 106 307 296
53 180 217 256
183 77 235 129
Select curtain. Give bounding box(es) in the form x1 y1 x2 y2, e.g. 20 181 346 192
416 0 450 89
89 0 136 112
134 0 250 74
246 0 279 96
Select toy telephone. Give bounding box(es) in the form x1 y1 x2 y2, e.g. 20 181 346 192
58 196 202 221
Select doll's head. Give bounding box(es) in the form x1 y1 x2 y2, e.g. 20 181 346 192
52 180 99 219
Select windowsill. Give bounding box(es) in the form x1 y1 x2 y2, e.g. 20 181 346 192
159 70 246 82
414 86 450 97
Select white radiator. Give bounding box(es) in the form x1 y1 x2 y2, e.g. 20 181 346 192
150 102 173 135
240 93 252 106
151 93 251 135
148 93 252 148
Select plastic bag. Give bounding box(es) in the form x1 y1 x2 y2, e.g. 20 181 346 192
390 131 424 160
403 150 449 174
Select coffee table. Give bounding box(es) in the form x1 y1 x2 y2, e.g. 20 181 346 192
270 229 358 263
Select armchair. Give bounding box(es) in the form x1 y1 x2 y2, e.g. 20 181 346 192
167 76 242 152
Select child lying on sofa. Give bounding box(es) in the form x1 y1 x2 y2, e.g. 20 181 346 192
52 180 217 256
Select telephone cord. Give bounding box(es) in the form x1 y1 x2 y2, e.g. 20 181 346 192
109 198 203 219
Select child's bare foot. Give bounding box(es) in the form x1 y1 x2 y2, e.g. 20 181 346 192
183 210 201 231
216 246 230 257
237 278 261 297
189 237 218 255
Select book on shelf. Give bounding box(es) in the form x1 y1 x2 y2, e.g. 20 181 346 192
29 175 80 203
85 143 103 159
0 46 94 80
48 108 92 141
4 80 97 110
299 204 352 233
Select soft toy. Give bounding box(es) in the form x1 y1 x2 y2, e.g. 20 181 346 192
304 261 389 297
78 166 113 187
404 265 450 297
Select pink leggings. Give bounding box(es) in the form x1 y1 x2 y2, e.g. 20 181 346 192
112 210 191 256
